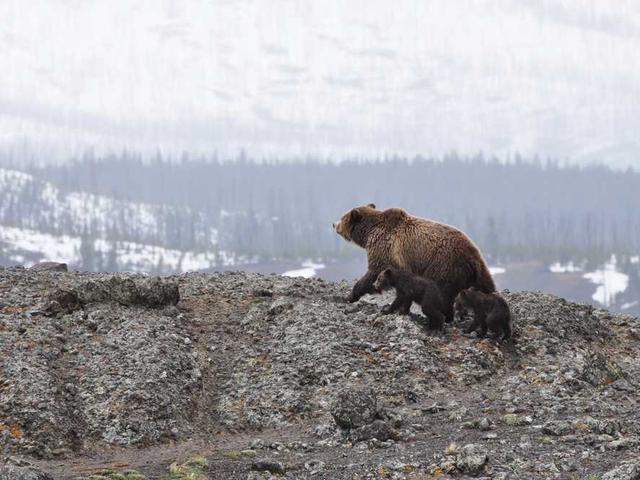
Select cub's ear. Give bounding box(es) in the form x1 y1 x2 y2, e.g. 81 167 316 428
350 209 362 223
384 267 392 276
367 203 376 209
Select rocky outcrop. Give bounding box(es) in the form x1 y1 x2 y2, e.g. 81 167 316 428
0 267 639 479
0 457 53 480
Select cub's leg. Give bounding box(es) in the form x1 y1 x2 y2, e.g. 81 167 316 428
487 310 511 341
382 293 407 315
477 319 488 338
398 299 413 315
464 313 482 335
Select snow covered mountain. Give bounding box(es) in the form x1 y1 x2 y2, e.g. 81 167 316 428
0 169 178 239
1 1 640 167
0 224 225 273
0 168 225 272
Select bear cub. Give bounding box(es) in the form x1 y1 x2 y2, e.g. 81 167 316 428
373 267 446 330
454 287 512 340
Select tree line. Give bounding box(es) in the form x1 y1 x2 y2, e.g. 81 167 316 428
23 151 639 269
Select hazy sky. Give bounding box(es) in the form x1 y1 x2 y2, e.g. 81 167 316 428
2 0 640 166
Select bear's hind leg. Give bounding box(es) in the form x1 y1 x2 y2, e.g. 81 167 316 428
422 305 445 330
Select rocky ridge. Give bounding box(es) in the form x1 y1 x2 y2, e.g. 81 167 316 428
0 267 639 479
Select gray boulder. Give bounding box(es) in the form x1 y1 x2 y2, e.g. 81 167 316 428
0 458 53 480
602 461 640 480
456 444 488 475
77 275 180 307
330 388 378 430
29 262 68 272
355 419 397 442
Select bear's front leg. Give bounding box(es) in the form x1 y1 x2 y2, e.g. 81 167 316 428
347 270 378 303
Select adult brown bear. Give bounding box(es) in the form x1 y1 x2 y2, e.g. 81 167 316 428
333 203 495 322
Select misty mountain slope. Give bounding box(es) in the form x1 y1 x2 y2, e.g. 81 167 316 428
0 168 217 244
0 168 225 268
1 1 640 165
0 225 229 273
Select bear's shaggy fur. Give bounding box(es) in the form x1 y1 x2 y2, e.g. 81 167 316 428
373 267 446 330
333 204 495 321
454 287 512 340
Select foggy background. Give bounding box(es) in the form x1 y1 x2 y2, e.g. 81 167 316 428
1 1 639 315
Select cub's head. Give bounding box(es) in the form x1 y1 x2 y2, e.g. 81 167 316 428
454 287 482 313
332 203 378 247
373 268 394 293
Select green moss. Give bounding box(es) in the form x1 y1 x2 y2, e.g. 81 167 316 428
166 455 209 480
222 449 256 459
503 414 522 426
185 455 208 468
222 450 242 459
537 436 556 445
79 470 145 480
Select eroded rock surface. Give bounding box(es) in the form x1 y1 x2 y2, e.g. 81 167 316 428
0 267 638 479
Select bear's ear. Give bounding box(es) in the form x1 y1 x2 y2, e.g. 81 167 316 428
384 267 392 276
367 203 376 209
349 209 362 224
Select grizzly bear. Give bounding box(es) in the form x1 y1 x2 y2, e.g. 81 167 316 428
373 267 446 330
454 287 512 340
333 204 495 322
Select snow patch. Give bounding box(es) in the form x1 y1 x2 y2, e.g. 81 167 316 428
549 261 583 273
0 225 79 264
0 224 224 272
282 260 326 278
621 301 639 311
583 255 629 307
489 266 505 275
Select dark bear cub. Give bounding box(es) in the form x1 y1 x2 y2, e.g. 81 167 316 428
373 267 446 330
454 287 512 340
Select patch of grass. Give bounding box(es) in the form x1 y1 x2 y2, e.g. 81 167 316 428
79 470 145 480
222 450 242 459
502 413 530 426
222 449 256 459
537 436 556 445
166 455 209 480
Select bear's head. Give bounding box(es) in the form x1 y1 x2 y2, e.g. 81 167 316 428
373 267 394 292
333 203 378 247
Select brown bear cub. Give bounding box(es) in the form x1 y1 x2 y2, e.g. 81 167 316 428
454 287 512 340
373 267 447 330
